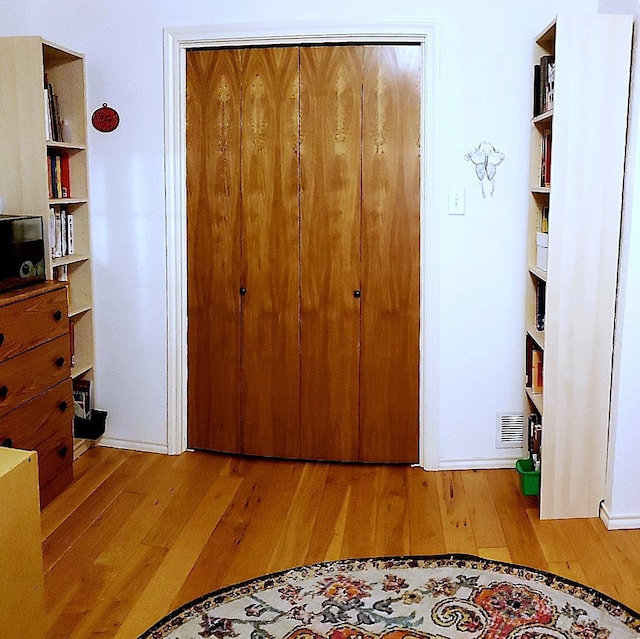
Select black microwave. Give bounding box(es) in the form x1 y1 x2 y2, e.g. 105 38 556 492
0 215 46 292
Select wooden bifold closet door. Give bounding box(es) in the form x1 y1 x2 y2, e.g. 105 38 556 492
186 44 420 463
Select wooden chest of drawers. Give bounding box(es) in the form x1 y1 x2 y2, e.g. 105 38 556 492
0 282 73 507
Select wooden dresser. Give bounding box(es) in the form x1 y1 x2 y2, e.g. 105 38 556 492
0 281 73 507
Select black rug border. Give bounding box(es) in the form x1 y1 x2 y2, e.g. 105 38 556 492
137 552 640 638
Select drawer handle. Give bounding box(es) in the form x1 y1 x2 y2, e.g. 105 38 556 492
59 400 68 412
1 437 12 448
53 309 63 321
0 385 7 400
59 446 69 458
0 333 4 346
55 356 65 368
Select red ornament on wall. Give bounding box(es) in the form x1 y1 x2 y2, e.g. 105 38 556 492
91 103 120 132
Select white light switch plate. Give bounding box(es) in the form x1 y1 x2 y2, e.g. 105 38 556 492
448 188 465 215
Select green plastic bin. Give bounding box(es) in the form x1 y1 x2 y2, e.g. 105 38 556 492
516 458 541 496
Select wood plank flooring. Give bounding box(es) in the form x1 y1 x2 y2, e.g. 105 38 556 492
41 447 640 638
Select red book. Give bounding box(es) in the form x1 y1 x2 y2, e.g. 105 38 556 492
60 153 71 198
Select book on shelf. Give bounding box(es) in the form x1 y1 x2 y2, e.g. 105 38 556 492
60 208 67 256
540 128 552 187
535 279 546 331
44 73 64 143
531 348 544 394
43 86 52 141
66 213 74 254
533 55 555 117
53 264 68 282
540 205 549 233
543 56 555 112
49 206 75 259
47 151 71 199
73 378 92 420
533 64 541 117
527 413 542 471
52 207 61 258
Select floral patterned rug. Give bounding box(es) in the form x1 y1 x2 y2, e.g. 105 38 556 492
138 555 640 639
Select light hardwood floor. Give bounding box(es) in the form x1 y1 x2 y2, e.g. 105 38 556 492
41 446 640 638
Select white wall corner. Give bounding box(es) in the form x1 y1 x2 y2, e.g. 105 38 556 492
603 6 640 528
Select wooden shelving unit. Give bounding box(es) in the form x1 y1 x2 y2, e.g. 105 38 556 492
524 15 632 519
0 36 95 455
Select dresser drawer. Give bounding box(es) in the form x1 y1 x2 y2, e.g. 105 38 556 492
0 286 68 363
0 379 73 507
0 335 71 418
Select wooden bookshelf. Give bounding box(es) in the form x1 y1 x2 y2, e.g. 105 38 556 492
524 15 632 519
0 36 96 454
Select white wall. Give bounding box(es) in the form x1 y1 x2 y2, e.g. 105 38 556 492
0 0 595 465
598 0 640 528
0 4 28 30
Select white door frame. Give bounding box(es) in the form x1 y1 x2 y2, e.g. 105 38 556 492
163 20 440 469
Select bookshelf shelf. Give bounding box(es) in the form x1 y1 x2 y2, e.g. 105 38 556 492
526 387 543 415
532 110 553 125
49 198 87 206
46 141 86 152
69 303 92 319
71 361 93 380
524 14 632 519
526 324 545 350
535 19 556 49
528 266 547 283
52 253 90 267
0 35 97 452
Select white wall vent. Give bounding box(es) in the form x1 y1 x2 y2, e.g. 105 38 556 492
496 412 525 449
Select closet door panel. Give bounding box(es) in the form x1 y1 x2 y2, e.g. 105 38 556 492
360 45 421 463
186 49 243 452
299 46 362 461
241 47 301 458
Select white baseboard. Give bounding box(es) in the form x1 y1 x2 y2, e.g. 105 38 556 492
98 437 169 455
89 442 523 471
599 502 640 530
438 456 521 470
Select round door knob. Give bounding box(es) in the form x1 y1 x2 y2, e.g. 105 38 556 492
2 437 13 448
53 309 63 321
0 385 7 399
58 446 69 458
55 356 65 368
353 290 361 298
59 400 68 412
239 287 247 296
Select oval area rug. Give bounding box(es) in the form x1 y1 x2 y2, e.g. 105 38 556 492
138 554 640 638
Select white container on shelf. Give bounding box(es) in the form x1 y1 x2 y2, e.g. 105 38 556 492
536 231 548 271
